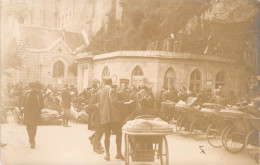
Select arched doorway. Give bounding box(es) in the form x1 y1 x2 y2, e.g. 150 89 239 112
53 60 65 78
131 66 144 88
102 66 110 81
164 68 175 89
190 69 202 93
216 71 225 88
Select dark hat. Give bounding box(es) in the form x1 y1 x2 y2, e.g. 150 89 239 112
103 78 112 86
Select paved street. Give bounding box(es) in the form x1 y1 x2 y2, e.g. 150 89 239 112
1 115 256 165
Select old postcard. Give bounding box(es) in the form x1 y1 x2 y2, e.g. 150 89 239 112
1 0 259 165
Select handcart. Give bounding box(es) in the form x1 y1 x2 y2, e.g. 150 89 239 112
175 104 202 137
123 115 173 165
244 116 260 163
219 109 254 153
189 108 215 140
206 112 233 148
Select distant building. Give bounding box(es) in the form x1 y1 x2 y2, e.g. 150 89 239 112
77 51 250 99
19 0 122 36
11 24 88 87
20 0 74 29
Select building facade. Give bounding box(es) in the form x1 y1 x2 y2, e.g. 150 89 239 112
77 51 248 99
9 24 88 88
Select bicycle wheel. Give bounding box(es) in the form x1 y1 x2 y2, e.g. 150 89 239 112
245 130 260 160
176 117 183 135
221 126 232 147
176 117 191 136
207 123 224 148
159 137 169 165
224 128 245 153
190 117 209 140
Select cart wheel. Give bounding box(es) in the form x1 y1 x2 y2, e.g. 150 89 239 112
223 128 245 153
221 126 232 147
159 137 169 165
206 123 223 148
176 117 183 135
245 130 260 160
176 117 191 136
206 123 225 148
125 134 130 165
190 117 209 140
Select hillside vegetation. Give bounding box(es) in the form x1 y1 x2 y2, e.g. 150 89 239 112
87 0 259 56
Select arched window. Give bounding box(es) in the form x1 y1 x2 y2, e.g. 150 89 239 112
53 60 64 78
216 71 225 88
131 66 144 87
102 66 110 80
164 68 175 89
190 69 202 93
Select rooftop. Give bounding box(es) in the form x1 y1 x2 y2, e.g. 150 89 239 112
88 51 243 64
17 25 88 52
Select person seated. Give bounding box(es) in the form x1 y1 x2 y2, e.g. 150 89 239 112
138 86 154 111
162 87 179 103
178 86 188 102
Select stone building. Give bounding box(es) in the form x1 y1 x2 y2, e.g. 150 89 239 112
13 24 88 87
77 51 249 99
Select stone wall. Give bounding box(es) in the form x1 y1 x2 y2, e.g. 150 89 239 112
18 41 77 87
77 52 247 98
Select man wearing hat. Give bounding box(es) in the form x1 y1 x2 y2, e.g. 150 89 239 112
21 82 44 148
61 84 72 127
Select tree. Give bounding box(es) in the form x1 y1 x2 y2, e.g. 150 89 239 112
1 2 29 73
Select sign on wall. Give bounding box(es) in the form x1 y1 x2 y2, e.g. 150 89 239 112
112 75 117 83
207 71 213 81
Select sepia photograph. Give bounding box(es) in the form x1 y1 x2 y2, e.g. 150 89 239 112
0 0 260 165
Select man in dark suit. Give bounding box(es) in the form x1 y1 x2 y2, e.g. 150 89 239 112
21 82 44 149
61 84 71 127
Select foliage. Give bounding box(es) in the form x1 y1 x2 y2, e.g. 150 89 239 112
87 0 209 53
1 38 24 71
1 2 30 73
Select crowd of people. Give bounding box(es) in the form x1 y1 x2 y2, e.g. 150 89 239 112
2 79 260 161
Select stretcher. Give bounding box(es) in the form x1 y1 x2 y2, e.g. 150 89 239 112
122 115 173 165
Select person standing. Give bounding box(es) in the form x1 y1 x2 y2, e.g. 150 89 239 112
87 82 103 152
88 90 104 154
138 86 154 111
61 84 71 127
99 78 125 161
21 82 44 149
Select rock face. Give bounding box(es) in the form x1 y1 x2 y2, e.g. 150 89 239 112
180 0 259 35
67 0 122 37
201 0 258 23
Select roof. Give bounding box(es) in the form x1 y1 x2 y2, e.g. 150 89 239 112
17 25 88 53
90 51 243 64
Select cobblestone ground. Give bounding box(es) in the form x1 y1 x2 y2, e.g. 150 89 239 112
1 114 256 165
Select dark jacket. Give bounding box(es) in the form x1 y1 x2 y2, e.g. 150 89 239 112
61 88 71 109
162 91 179 103
22 89 44 125
139 92 154 111
88 91 101 130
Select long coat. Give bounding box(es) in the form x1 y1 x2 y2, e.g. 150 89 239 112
22 89 44 125
61 88 71 109
88 91 101 130
99 86 123 125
